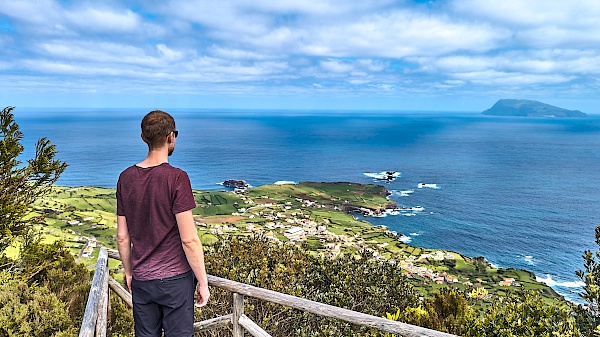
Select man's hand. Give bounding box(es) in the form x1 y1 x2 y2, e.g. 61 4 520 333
195 284 210 307
126 273 133 293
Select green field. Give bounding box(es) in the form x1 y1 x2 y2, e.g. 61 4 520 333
23 182 561 303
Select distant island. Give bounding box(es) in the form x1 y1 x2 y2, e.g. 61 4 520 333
482 99 586 117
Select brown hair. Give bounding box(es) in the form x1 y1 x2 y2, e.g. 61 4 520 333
141 110 176 150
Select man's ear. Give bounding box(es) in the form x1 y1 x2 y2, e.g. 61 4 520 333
140 132 146 142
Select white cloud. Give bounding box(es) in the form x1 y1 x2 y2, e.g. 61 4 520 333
158 1 272 39
357 59 387 72
413 50 600 78
246 0 394 16
2 0 600 108
64 7 142 33
368 83 394 91
157 1 509 58
208 47 270 60
320 60 354 73
451 70 573 86
295 10 510 58
38 40 158 66
453 0 600 27
452 0 600 49
156 44 184 62
0 0 61 25
22 59 145 77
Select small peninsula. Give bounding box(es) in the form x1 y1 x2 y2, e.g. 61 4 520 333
482 99 586 117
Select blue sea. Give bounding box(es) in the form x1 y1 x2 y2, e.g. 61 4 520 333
15 108 600 302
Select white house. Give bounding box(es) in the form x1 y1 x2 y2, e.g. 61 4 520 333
283 227 305 241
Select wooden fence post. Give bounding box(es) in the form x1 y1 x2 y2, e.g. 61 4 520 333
232 293 245 337
95 247 109 337
79 247 108 337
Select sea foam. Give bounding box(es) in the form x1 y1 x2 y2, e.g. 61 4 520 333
536 274 585 288
274 181 296 185
397 235 411 243
363 171 400 182
392 189 414 197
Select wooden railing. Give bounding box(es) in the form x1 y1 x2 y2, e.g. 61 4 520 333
79 247 459 337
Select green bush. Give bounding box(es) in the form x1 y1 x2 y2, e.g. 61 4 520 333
463 292 579 337
196 235 420 336
0 240 134 336
0 271 75 337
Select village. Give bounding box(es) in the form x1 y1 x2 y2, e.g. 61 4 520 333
194 192 521 288
36 184 524 292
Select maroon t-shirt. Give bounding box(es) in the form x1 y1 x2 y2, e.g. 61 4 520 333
116 163 197 281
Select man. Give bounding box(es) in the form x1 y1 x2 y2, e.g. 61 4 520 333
116 110 210 337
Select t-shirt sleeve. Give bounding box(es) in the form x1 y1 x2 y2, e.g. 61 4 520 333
173 171 197 214
116 175 126 216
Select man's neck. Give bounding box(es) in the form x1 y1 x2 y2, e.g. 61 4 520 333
137 148 169 168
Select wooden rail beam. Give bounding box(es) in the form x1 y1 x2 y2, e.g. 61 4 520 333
208 275 457 337
193 314 233 331
239 314 272 337
108 276 132 308
107 249 120 260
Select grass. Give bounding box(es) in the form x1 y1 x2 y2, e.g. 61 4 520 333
22 182 563 303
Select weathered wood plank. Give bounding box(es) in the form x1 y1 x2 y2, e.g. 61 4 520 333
95 248 110 337
108 276 132 308
239 314 272 337
208 275 457 337
232 293 244 337
193 314 233 331
79 248 108 337
107 249 120 260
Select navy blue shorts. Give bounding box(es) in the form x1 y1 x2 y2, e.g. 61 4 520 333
131 270 196 337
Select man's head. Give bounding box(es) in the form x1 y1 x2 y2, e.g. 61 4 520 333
141 110 177 155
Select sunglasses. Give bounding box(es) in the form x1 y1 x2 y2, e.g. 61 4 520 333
170 130 179 138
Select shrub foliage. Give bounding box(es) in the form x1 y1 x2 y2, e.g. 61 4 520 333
0 106 67 253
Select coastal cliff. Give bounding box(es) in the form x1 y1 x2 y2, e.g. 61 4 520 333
482 99 586 117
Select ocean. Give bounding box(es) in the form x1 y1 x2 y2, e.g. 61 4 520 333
14 108 600 302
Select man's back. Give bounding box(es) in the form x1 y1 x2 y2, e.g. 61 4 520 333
116 110 209 337
116 162 196 280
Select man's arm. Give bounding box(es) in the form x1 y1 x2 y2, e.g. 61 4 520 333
176 210 210 306
116 215 133 292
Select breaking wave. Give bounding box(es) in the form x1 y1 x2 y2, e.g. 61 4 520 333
274 181 296 185
536 274 585 288
363 171 400 182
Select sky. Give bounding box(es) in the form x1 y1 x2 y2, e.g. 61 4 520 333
1 0 600 112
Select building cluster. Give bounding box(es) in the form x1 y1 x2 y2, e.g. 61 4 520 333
64 216 102 229
80 236 97 259
61 216 102 259
499 277 520 287
398 255 461 285
200 195 479 284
